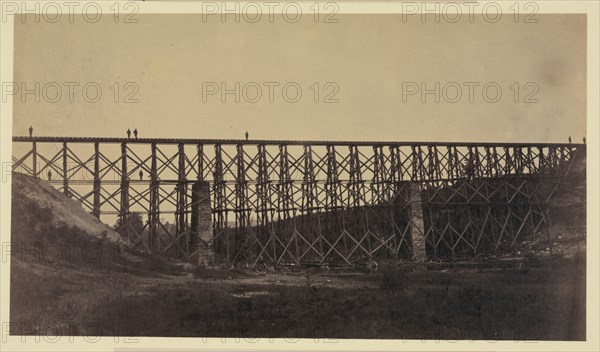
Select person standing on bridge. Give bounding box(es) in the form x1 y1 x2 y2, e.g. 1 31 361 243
127 129 131 139
245 131 249 140
134 128 138 139
139 170 143 181
47 170 52 181
29 126 33 138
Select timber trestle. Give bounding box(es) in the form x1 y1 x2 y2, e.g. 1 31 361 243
12 136 584 267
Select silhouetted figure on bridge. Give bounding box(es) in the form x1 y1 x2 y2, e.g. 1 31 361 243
134 128 138 139
464 157 476 180
29 126 33 138
245 131 249 140
583 137 586 144
569 136 572 144
127 129 131 139
47 170 52 181
139 170 143 181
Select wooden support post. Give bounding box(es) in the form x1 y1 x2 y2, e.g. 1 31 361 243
213 144 226 262
149 143 159 253
525 146 533 173
538 146 546 171
234 144 247 263
92 142 101 219
503 147 511 174
466 146 474 180
410 146 418 181
515 146 522 175
276 144 291 265
119 142 129 229
492 147 500 177
446 146 454 180
302 145 319 262
303 145 315 210
432 146 442 183
62 142 69 196
484 146 493 177
254 144 270 266
390 146 405 257
197 144 204 182
426 146 435 181
177 143 187 256
32 141 37 180
372 146 381 202
323 145 340 264
346 145 360 258
474 146 482 178
371 146 386 253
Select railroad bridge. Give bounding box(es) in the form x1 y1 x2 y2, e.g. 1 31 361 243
11 136 585 267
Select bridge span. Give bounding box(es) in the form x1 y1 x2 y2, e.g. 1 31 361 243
11 136 585 266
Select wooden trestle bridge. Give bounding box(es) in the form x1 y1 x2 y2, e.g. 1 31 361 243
11 136 585 267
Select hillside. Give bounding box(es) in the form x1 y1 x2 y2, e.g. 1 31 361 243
9 173 196 333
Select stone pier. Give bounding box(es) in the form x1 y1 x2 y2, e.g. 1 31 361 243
408 183 427 262
190 181 214 265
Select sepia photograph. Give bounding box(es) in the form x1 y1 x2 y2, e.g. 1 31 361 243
0 1 598 351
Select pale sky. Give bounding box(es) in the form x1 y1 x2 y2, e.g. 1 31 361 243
12 14 586 143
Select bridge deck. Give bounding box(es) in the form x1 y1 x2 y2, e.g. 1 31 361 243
13 136 580 148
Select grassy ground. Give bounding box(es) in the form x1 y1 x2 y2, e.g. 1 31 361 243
10 253 585 340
